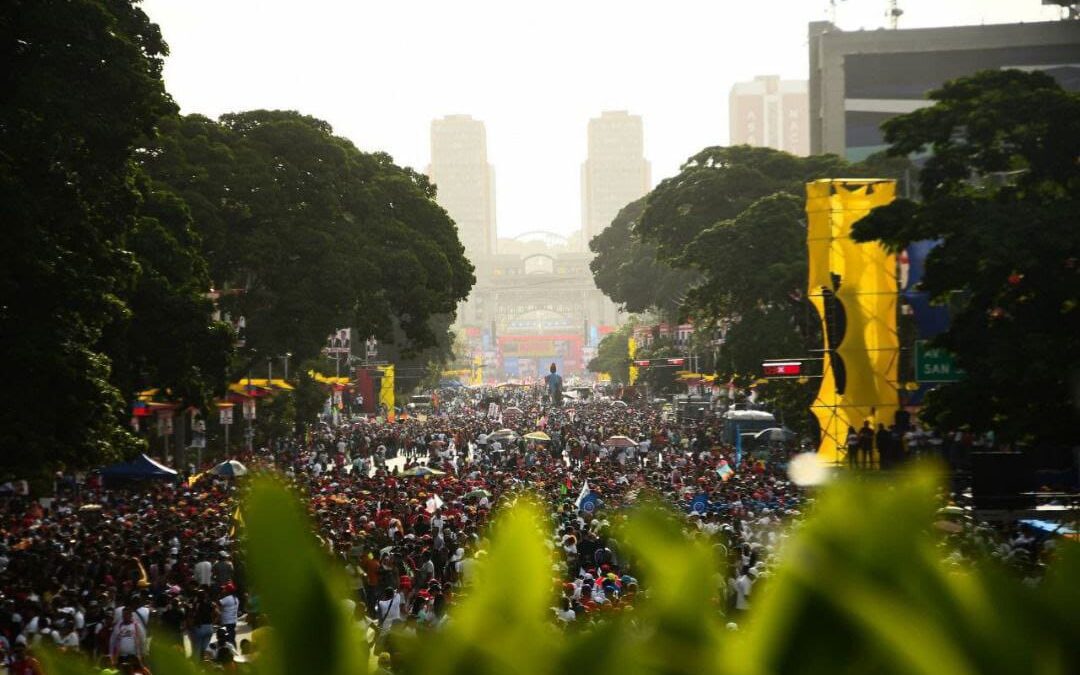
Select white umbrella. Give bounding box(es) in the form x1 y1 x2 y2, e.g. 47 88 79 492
209 459 248 477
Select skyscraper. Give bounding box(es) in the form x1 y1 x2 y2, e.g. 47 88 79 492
428 115 496 260
729 76 809 156
581 111 651 242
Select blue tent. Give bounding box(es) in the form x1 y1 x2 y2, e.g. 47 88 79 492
100 454 178 482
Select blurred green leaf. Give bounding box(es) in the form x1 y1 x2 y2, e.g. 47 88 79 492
397 498 558 675
245 477 370 675
618 501 727 675
738 469 1078 675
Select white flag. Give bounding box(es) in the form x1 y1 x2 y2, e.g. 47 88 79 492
425 494 444 514
574 479 590 509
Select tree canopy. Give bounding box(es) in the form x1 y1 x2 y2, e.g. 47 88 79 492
0 0 175 476
852 70 1080 445
142 111 475 364
0 1 474 479
588 198 699 317
587 323 632 384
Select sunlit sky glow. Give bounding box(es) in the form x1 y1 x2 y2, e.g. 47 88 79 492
143 0 1063 238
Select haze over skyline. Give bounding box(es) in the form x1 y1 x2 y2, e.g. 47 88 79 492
143 0 1063 239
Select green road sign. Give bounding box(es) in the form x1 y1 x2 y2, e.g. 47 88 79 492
915 341 965 382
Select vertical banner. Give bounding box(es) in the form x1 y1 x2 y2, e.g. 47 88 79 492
806 179 899 465
242 397 256 421
628 337 638 385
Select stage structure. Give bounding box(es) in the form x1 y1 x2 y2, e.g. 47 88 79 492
806 179 900 464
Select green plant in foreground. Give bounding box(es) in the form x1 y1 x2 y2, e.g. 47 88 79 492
45 472 1079 675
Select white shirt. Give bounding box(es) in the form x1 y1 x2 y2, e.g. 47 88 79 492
194 560 212 586
376 593 403 627
734 574 754 610
220 594 239 625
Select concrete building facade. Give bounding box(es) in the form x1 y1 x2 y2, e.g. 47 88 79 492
428 115 496 260
454 232 623 380
581 111 651 242
809 20 1080 160
729 76 810 155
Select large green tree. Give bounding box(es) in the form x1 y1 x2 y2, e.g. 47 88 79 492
588 198 698 318
852 70 1080 445
0 0 174 477
587 323 633 384
143 111 475 365
103 178 234 408
637 146 850 261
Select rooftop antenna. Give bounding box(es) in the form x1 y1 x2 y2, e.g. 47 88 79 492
887 0 904 29
827 0 847 24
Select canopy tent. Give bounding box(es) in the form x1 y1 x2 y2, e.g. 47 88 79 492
100 454 178 482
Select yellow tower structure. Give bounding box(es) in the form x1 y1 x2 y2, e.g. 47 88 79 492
806 179 900 465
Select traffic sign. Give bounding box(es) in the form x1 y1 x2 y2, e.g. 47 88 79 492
915 341 965 382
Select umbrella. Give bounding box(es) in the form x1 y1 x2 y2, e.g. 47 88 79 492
933 520 964 534
937 505 965 516
209 459 248 477
465 488 492 499
401 466 446 477
488 428 518 441
604 435 638 448
524 431 551 442
753 427 796 442
612 400 628 408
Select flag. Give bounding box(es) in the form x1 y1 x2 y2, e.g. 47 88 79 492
579 492 600 515
187 470 207 487
229 505 245 538
690 493 709 514
717 460 734 482
425 494 444 514
575 480 591 509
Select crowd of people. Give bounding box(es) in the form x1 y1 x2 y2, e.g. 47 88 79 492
0 374 1062 673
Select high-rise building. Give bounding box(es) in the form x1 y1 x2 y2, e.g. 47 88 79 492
581 111 651 242
808 20 1080 160
428 115 496 260
729 76 810 156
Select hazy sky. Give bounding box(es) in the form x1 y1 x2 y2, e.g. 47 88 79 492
142 0 1063 239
